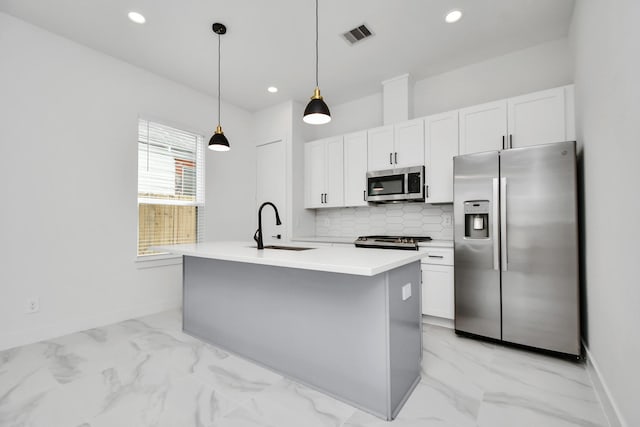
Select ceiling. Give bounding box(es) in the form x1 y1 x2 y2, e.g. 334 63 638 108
0 0 575 112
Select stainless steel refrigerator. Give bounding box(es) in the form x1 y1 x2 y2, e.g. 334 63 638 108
453 141 580 357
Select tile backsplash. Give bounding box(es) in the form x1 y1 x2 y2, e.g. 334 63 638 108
315 203 454 240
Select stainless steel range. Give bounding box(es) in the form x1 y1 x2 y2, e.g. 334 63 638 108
354 235 432 250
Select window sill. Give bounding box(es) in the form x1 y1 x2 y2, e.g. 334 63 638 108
135 253 182 269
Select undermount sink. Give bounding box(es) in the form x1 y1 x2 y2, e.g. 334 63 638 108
252 245 315 251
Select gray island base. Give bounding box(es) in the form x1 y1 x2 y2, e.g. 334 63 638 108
183 256 422 421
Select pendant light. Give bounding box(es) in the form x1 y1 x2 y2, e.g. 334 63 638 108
209 22 230 151
303 0 331 125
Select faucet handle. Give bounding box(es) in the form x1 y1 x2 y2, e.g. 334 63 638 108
253 229 260 244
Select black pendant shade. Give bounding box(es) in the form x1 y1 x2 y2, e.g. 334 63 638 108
209 125 229 152
304 87 331 125
209 22 230 151
303 0 331 125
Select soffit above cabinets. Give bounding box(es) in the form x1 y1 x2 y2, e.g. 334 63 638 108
0 0 575 112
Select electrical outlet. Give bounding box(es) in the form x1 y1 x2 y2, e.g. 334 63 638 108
25 297 40 314
443 213 453 226
402 283 412 301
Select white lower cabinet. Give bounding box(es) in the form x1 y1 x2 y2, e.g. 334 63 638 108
421 248 454 320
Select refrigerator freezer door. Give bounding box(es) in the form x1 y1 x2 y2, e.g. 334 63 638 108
454 151 501 339
500 141 580 355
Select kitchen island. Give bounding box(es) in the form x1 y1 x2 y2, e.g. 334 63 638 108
157 241 423 420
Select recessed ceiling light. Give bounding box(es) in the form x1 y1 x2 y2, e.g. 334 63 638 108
128 11 146 24
445 9 463 24
267 86 278 93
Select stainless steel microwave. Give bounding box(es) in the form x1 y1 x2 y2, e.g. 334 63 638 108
366 165 425 203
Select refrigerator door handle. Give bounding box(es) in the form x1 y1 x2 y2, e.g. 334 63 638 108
492 178 500 271
500 177 508 271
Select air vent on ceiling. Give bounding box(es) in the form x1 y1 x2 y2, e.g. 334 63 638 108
342 24 373 45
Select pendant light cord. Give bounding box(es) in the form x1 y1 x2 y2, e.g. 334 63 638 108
217 32 221 127
315 0 319 88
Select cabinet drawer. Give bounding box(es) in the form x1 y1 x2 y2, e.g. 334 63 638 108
420 248 453 266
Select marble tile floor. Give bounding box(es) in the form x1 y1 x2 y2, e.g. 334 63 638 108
0 310 608 427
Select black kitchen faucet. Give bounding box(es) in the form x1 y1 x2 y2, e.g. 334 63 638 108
253 202 281 250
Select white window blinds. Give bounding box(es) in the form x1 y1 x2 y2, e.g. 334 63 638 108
137 119 205 256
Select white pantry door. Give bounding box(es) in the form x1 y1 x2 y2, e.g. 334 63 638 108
256 139 286 243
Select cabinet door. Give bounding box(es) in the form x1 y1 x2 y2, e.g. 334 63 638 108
421 264 454 319
425 111 458 203
324 137 344 207
304 140 326 208
343 131 368 207
394 119 425 168
459 100 507 155
367 125 394 171
507 87 566 149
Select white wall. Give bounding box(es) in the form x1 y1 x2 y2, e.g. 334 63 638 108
570 2 640 426
252 101 315 240
0 13 254 350
312 38 572 140
413 38 573 117
308 93 382 140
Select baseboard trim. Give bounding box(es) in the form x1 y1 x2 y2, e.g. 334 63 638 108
421 314 454 329
583 340 627 427
0 300 181 351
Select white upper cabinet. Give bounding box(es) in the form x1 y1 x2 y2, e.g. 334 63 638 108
394 119 425 168
367 125 394 171
507 86 567 149
424 111 459 203
367 119 424 171
459 100 507 155
459 85 574 155
343 131 368 207
305 140 326 208
304 137 344 209
325 138 344 207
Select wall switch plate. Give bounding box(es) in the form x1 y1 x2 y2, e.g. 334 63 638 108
26 297 40 314
402 283 412 301
443 213 452 226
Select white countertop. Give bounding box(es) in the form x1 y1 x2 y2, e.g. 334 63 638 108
292 236 453 248
155 241 425 276
291 236 357 244
418 239 453 249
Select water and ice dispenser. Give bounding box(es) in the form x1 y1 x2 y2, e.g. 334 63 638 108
464 201 490 239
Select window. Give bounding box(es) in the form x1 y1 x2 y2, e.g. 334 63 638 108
137 119 205 256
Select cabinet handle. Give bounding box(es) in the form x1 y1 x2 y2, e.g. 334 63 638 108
502 135 505 150
320 193 324 204
324 193 327 204
394 152 398 164
363 190 366 201
425 185 429 198
427 255 444 258
389 152 393 165
509 134 513 149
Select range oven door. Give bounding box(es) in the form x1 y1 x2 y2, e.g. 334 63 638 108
367 166 424 203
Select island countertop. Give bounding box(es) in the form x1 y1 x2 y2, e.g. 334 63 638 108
155 241 425 276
